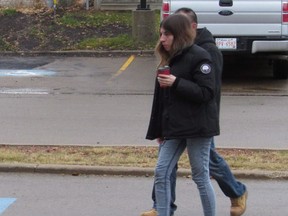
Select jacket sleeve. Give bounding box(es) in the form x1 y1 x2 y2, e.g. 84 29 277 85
145 78 163 140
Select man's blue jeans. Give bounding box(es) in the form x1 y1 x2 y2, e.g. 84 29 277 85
154 138 216 216
209 139 246 198
151 138 246 215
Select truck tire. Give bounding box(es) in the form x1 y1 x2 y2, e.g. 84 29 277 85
273 60 288 79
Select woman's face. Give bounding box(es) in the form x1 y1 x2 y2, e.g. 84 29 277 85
160 27 174 52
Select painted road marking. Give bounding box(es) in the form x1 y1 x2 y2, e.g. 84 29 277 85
108 55 135 81
0 69 54 94
0 198 16 214
0 88 50 95
0 69 55 77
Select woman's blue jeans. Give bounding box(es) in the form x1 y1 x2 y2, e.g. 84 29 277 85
151 138 246 215
154 138 216 216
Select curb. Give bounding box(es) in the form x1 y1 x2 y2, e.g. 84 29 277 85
1 163 288 180
0 50 155 57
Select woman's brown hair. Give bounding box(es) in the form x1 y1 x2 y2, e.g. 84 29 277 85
156 14 195 66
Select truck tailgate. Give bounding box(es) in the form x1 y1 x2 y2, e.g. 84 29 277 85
170 0 283 36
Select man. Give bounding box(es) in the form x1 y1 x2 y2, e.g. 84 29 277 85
141 8 248 216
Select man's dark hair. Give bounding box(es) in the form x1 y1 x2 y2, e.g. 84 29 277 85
175 7 198 24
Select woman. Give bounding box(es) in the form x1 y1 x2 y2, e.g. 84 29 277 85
146 14 220 216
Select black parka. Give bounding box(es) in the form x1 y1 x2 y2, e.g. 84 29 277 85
196 27 223 114
146 44 220 140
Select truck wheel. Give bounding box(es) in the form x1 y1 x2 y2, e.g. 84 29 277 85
273 60 288 79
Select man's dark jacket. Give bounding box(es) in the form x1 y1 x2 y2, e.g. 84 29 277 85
196 27 223 114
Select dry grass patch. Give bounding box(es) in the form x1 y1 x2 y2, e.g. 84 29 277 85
0 145 287 171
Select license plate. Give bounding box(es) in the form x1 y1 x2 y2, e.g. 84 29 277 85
215 38 237 50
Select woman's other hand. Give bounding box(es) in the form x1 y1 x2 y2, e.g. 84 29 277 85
157 137 164 144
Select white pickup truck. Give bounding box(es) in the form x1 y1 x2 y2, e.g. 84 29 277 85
161 0 288 79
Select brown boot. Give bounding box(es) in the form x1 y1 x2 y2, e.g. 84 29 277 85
140 208 158 216
230 191 248 216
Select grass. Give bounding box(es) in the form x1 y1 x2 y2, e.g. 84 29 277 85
0 37 14 51
58 11 132 28
0 145 288 172
0 8 17 16
76 34 156 50
64 10 159 50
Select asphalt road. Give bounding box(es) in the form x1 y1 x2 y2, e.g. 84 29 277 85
1 172 288 216
0 55 287 148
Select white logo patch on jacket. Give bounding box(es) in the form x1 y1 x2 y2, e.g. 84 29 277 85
200 64 211 74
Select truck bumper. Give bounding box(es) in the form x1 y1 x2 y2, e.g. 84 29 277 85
252 40 288 53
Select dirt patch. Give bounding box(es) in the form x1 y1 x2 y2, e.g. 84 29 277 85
0 8 131 51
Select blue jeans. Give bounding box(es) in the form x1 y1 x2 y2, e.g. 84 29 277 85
152 162 178 216
209 139 246 198
151 138 246 215
154 138 215 216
